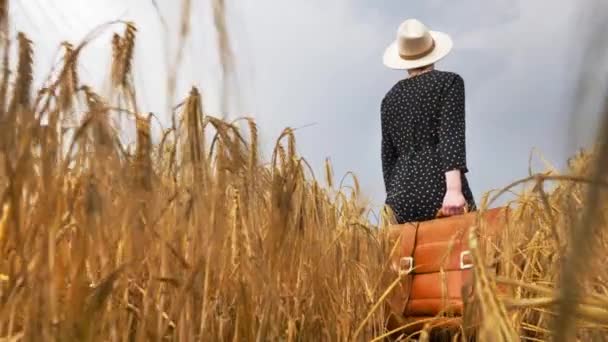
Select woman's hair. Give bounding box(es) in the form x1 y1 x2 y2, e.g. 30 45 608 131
408 63 435 74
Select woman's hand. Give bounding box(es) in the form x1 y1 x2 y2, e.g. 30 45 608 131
442 189 466 216
442 169 466 216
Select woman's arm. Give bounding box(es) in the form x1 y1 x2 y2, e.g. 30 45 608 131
439 74 468 215
381 101 397 194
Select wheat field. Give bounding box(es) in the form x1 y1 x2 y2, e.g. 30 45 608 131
1 2 608 341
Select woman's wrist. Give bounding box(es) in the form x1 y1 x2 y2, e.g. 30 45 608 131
445 169 462 192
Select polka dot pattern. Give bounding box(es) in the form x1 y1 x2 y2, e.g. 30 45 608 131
381 70 476 223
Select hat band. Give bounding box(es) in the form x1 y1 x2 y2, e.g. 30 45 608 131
399 39 436 60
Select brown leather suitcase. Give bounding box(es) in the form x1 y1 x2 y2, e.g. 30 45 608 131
384 207 508 337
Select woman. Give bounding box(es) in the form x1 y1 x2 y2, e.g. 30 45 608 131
380 19 476 224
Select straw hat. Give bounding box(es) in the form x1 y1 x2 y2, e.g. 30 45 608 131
383 19 453 70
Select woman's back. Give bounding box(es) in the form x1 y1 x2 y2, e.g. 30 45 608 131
380 69 475 223
382 70 459 155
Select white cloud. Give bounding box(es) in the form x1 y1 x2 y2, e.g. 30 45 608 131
448 0 606 195
232 0 384 127
226 0 389 194
10 0 608 212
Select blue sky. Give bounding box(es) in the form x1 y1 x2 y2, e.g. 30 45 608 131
12 0 608 212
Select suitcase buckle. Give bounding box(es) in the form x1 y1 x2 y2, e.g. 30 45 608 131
399 256 414 275
460 251 473 269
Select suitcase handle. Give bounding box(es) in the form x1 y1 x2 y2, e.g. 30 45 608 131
436 204 469 218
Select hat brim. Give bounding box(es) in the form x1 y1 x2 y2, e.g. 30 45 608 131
383 31 453 70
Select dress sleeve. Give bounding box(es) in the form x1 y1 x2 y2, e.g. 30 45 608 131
438 74 468 173
381 100 398 193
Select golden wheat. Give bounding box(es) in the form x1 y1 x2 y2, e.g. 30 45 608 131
0 8 607 342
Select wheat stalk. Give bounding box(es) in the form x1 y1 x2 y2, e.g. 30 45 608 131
7 32 33 115
58 42 78 113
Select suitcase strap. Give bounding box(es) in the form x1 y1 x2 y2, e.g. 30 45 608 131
387 223 419 315
401 224 418 313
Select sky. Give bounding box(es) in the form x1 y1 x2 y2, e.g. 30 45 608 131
10 0 608 213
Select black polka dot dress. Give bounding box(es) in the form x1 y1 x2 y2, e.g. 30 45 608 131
381 70 476 223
